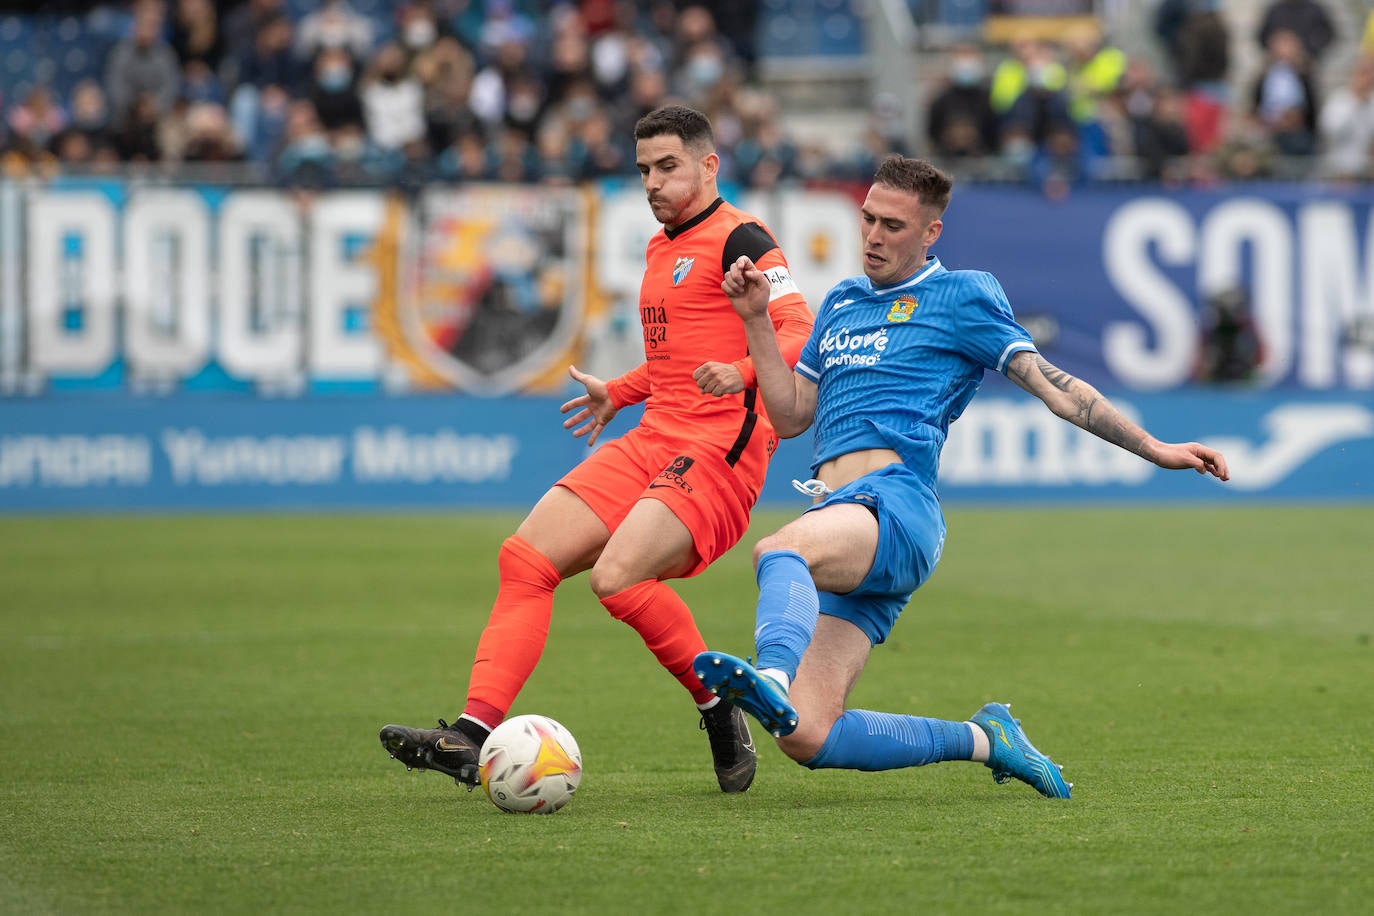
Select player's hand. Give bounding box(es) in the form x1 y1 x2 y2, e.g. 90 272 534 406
561 365 618 448
1149 440 1230 481
721 255 772 321
693 361 745 397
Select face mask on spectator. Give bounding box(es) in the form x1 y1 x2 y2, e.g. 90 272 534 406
567 96 595 121
951 58 984 87
1004 135 1036 165
320 63 353 91
404 19 437 49
688 55 723 89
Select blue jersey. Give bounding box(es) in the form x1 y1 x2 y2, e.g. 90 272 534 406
795 256 1036 483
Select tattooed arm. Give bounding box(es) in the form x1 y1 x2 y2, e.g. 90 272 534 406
1004 351 1230 480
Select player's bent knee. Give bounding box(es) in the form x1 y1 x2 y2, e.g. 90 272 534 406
752 534 799 565
498 536 562 590
777 727 827 765
587 561 635 601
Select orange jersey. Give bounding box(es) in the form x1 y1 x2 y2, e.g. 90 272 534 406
606 198 813 454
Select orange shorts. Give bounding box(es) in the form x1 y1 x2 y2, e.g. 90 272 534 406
556 423 775 577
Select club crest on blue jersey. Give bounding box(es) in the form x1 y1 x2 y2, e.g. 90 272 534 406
672 257 695 286
887 295 918 323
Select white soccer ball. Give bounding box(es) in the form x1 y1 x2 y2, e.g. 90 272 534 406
478 714 583 814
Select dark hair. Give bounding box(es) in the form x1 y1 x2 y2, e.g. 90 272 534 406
633 105 715 151
873 155 953 214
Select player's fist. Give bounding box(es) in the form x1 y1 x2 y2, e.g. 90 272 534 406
721 255 771 320
693 361 745 396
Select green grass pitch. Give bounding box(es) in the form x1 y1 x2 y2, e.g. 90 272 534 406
1 506 1371 915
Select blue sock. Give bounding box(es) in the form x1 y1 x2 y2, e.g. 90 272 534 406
802 710 975 771
753 550 819 681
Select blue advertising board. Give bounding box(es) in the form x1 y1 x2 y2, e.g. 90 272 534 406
938 183 1374 392
2 387 1370 511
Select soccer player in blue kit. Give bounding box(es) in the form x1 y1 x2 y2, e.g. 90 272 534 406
694 156 1230 798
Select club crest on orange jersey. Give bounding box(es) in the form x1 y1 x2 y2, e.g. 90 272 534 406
672 257 695 286
887 295 918 323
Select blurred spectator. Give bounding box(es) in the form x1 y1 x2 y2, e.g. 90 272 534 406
222 0 285 84
236 13 303 92
361 43 427 152
610 61 669 137
670 5 738 107
1250 28 1318 156
1061 23 1125 156
1257 0 1333 66
295 0 375 64
417 37 479 153
926 42 1000 159
534 117 575 183
180 60 226 105
50 127 94 167
158 97 195 160
1156 0 1232 154
1132 86 1193 182
229 9 300 162
733 114 797 189
990 36 1066 116
181 101 244 162
398 0 445 57
470 35 543 135
308 45 366 134
1195 287 1263 383
171 0 225 72
111 92 164 161
585 3 636 98
488 123 539 181
437 129 492 181
568 108 626 180
234 83 291 162
67 79 111 146
992 38 1073 153
275 98 335 186
1214 124 1276 179
475 0 537 59
331 124 371 182
106 0 181 126
1029 120 1093 200
6 85 68 154
544 5 592 105
1318 55 1374 180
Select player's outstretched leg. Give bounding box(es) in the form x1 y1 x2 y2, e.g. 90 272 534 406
379 720 482 788
694 651 798 738
969 702 1072 799
699 700 756 792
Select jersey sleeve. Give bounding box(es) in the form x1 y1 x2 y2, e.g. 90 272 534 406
720 222 812 386
957 271 1037 374
606 362 651 408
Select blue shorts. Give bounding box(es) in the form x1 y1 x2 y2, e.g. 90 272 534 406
804 463 946 645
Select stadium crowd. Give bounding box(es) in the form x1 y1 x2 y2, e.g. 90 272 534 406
1 0 1372 190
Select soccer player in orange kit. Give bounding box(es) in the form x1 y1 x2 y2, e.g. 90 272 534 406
380 105 814 793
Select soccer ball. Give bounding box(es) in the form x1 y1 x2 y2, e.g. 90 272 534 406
478 714 582 814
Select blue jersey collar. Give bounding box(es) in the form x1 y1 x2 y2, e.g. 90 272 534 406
868 256 943 294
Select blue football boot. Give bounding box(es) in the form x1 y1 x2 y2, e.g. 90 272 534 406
970 702 1072 799
694 651 798 738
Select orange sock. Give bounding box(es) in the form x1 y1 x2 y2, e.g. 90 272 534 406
463 535 561 727
601 579 716 705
